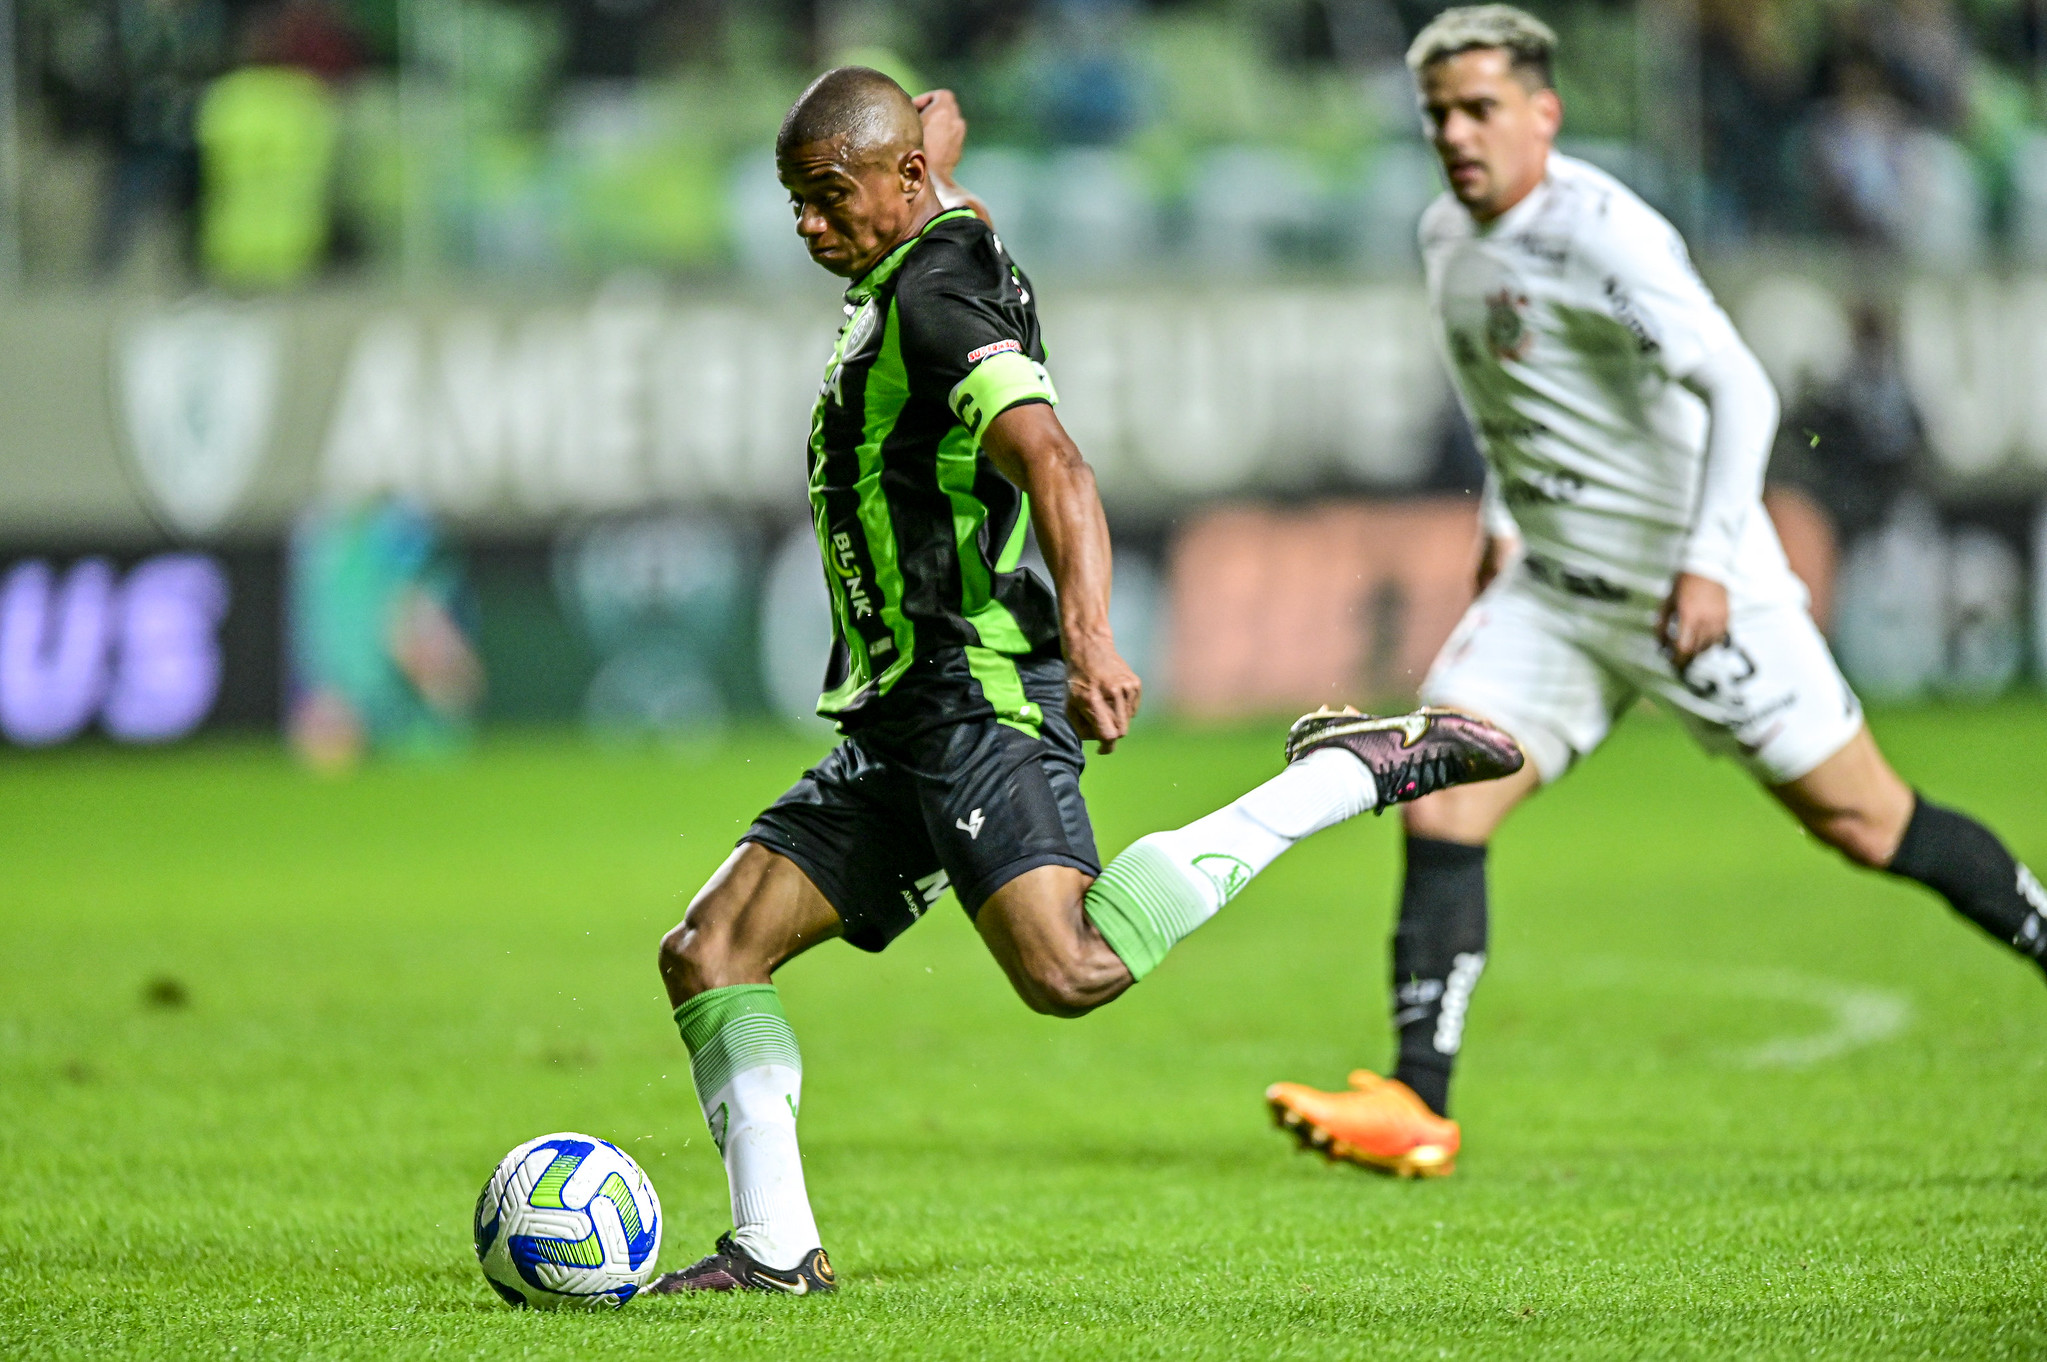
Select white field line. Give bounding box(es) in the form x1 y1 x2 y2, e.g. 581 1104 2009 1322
1563 960 1914 1070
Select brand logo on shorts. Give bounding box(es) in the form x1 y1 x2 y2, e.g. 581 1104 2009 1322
966 338 1020 364
956 809 985 840
900 870 950 918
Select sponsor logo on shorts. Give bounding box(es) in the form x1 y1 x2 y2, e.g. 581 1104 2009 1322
966 338 1020 364
901 870 950 918
1678 638 1759 703
956 808 986 840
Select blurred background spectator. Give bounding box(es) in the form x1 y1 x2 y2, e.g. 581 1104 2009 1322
2 0 2045 729
288 497 483 768
13 0 2047 287
1773 302 1934 545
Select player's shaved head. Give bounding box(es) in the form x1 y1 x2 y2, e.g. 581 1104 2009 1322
776 67 942 279
777 66 924 165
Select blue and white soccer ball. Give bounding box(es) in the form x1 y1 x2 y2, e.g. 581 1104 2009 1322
473 1132 662 1308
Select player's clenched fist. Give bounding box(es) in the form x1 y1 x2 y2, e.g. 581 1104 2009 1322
1065 637 1141 754
912 89 967 180
1657 571 1730 670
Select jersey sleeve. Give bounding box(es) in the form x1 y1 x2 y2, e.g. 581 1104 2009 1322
894 237 1057 441
1576 197 1743 380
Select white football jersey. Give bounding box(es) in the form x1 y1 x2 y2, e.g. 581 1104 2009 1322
1420 153 1800 601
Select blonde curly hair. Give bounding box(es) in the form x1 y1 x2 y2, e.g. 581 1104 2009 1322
1405 5 1558 90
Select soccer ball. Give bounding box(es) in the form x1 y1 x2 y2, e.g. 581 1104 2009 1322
473 1132 662 1308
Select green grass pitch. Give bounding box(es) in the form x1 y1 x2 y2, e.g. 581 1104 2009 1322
2 703 2044 1360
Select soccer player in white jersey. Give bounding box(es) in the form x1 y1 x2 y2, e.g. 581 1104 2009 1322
1265 5 2047 1178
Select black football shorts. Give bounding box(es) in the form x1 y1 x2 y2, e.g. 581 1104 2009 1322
740 659 1100 952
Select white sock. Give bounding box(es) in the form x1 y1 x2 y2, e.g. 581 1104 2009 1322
1083 750 1378 978
705 1064 820 1270
675 985 820 1270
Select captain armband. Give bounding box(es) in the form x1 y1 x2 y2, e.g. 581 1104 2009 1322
948 350 1057 439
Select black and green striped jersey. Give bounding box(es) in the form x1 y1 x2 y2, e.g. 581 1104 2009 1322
808 207 1064 731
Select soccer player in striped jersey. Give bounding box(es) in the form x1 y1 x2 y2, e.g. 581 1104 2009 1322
647 67 1524 1293
1266 5 2047 1179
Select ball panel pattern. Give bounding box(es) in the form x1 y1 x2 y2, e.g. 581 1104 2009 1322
473 1132 662 1310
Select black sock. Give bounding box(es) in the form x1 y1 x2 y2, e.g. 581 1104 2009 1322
1886 796 2047 969
1391 835 1489 1117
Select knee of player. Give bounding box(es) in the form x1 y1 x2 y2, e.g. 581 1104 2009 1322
1402 794 1491 846
1006 953 1100 1018
655 921 691 976
1021 975 1100 1019
656 920 725 995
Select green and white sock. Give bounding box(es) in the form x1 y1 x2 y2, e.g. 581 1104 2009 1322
675 984 820 1269
1084 749 1377 979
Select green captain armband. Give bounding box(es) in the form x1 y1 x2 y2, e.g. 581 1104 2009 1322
949 350 1058 441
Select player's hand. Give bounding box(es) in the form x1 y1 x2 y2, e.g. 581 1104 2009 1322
1657 572 1730 671
913 89 967 182
1475 533 1518 594
1064 633 1141 754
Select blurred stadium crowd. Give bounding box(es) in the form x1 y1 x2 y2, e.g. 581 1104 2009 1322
13 0 2047 286
2 1 2045 760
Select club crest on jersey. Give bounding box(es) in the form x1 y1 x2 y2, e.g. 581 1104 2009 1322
966 338 1020 364
842 299 881 358
1484 289 1534 361
822 300 882 406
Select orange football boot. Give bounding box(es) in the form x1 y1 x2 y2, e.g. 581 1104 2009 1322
1265 1070 1459 1177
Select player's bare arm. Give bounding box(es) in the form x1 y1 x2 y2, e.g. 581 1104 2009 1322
980 403 1140 752
1659 340 1780 668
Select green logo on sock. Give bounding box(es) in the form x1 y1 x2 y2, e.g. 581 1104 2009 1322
1191 853 1252 902
709 1101 729 1156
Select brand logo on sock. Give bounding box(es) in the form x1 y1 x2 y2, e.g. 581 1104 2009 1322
1191 853 1252 902
1393 975 1444 1029
1432 952 1486 1055
2018 865 2047 915
956 808 985 840
708 1101 729 1156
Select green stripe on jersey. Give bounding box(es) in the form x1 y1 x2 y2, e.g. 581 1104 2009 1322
934 425 1035 662
853 307 916 679
817 304 919 713
965 645 1043 735
674 984 802 1098
995 495 1030 572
